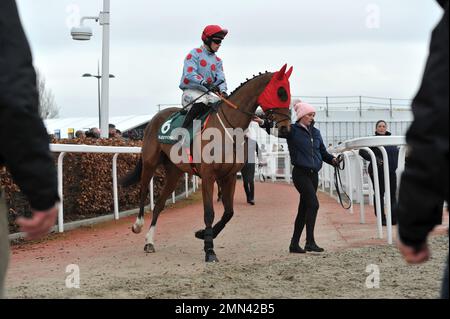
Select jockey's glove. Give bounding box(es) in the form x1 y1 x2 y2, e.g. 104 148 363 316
202 81 220 93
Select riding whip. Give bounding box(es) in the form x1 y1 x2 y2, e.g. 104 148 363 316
182 80 225 110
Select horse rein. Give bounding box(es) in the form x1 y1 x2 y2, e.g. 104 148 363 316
215 93 291 131
214 92 255 118
265 109 292 126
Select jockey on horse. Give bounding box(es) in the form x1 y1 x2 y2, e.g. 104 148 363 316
179 25 229 129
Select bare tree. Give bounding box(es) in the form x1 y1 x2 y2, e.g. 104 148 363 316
36 70 59 119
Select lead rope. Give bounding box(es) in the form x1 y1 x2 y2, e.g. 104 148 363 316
334 154 352 210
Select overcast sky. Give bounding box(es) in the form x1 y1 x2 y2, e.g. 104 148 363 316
15 0 444 118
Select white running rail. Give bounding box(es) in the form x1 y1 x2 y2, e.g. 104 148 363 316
50 144 198 233
326 136 407 244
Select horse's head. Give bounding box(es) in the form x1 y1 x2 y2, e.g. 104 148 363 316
257 64 293 138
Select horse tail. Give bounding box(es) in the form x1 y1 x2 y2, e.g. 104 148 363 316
120 157 143 187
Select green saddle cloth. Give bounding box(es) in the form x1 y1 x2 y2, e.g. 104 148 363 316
158 109 212 145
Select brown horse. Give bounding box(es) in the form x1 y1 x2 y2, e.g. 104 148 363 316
121 64 293 262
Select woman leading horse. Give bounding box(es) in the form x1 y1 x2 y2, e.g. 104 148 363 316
121 64 294 263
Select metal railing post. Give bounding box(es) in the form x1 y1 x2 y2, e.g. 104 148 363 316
378 147 393 244
352 150 365 224
284 153 291 183
112 153 119 220
57 152 66 233
343 152 354 215
362 147 383 239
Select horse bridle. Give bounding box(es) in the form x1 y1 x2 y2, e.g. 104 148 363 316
264 108 292 126
219 98 291 131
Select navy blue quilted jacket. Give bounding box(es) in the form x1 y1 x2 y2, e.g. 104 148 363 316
286 122 335 172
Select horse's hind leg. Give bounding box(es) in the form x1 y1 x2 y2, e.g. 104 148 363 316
195 175 237 240
144 163 183 253
132 162 157 234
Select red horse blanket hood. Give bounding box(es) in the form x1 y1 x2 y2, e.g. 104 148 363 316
257 64 293 112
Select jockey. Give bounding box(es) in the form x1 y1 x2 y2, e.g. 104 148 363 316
179 25 229 129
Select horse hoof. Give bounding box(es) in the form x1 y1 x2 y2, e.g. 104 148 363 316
205 250 219 263
206 254 219 263
195 229 205 240
144 244 155 253
132 225 142 234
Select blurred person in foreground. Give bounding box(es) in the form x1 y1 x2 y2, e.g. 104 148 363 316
0 0 59 298
396 0 449 299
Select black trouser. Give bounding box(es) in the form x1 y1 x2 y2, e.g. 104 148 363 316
241 162 256 201
291 166 319 246
369 170 398 223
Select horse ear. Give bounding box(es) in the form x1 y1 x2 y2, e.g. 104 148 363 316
286 66 293 79
277 64 288 80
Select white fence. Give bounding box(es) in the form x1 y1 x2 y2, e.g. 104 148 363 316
249 120 412 160
51 144 199 233
324 136 407 244
257 151 292 183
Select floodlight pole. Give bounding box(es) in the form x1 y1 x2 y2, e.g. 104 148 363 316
72 0 112 138
99 0 111 138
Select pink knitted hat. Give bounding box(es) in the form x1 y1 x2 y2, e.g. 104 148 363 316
294 101 316 120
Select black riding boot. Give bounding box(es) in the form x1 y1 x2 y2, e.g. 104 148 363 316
305 211 324 252
181 103 207 129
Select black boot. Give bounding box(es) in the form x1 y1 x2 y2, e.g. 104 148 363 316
181 103 206 129
305 242 324 252
289 244 306 254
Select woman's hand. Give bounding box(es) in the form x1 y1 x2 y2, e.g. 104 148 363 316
332 157 340 167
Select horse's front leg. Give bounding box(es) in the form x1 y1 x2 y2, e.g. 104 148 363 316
214 174 237 236
195 175 236 240
202 177 218 263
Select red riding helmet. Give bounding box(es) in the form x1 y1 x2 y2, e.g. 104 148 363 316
201 25 228 42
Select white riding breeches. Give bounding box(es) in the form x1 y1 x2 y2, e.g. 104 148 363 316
181 89 220 110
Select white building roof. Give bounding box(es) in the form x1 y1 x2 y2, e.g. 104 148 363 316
44 114 156 138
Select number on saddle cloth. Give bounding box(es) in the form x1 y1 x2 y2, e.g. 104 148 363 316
158 108 212 145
